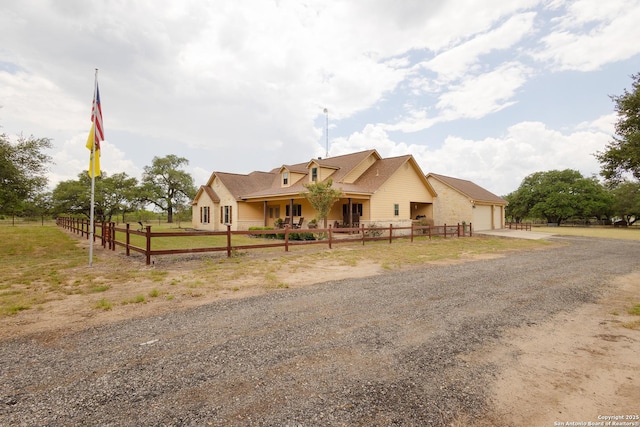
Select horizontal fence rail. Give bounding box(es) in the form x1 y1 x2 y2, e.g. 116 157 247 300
506 222 532 231
56 217 473 265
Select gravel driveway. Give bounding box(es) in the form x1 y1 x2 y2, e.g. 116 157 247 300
1 236 638 426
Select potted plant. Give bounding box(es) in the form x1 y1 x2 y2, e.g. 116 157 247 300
308 219 318 229
274 218 284 228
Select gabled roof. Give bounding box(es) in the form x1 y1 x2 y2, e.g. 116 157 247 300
345 155 437 196
194 149 436 202
427 173 506 205
313 150 379 183
192 185 220 205
241 150 383 199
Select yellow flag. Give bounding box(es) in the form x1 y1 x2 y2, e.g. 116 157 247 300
86 122 101 177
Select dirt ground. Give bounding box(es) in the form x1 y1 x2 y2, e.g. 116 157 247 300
485 271 640 425
2 245 639 425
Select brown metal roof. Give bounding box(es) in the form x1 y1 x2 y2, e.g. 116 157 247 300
427 173 506 205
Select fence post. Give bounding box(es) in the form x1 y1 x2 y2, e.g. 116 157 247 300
469 223 473 237
444 223 447 239
226 224 232 258
457 223 461 237
361 224 365 246
126 223 131 256
101 222 106 247
410 222 414 243
389 224 393 244
284 226 290 252
111 222 116 251
145 226 152 265
328 224 333 249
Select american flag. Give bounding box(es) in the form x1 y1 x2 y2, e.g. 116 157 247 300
91 84 104 149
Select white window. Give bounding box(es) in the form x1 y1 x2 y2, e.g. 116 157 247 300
220 205 232 224
200 206 210 224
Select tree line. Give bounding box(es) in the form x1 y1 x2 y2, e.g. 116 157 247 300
0 138 195 223
505 73 640 226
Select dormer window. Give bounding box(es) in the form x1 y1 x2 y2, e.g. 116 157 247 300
283 171 289 185
311 167 318 182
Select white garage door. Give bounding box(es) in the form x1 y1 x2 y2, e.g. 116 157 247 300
473 205 492 231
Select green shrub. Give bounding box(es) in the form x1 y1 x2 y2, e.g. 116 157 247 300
248 226 278 239
289 232 316 241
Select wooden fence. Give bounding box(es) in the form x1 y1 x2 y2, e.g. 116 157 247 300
506 222 532 231
56 217 473 265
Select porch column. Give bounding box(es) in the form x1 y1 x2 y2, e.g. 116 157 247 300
263 201 268 227
348 197 353 227
289 199 294 221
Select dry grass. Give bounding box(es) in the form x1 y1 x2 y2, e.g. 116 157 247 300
0 224 552 318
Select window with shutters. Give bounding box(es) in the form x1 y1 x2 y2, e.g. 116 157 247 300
200 206 210 224
220 205 232 224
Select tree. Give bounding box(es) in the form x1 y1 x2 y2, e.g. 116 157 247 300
504 190 528 223
610 181 640 225
0 133 53 215
102 172 141 222
301 178 343 228
507 169 613 225
596 73 640 183
140 155 196 223
51 171 139 222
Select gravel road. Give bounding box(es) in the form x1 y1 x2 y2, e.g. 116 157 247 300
1 236 639 426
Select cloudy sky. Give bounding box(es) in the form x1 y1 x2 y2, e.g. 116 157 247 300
1 0 640 196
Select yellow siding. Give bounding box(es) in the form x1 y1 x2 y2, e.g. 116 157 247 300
192 197 216 231
211 177 238 231
342 154 376 183
370 163 434 223
318 167 336 182
289 172 305 186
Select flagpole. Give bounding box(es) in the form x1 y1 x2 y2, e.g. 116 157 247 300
89 68 98 267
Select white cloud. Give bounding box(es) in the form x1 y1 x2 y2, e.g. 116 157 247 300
384 62 531 132
0 0 635 197
48 136 140 189
535 0 640 71
333 116 612 196
423 12 537 82
436 62 531 118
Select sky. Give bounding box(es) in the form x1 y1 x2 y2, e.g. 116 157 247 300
1 0 640 197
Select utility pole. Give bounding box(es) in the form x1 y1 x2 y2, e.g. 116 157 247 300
323 108 329 158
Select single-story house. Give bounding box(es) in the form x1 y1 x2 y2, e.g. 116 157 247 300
426 173 507 231
192 149 437 231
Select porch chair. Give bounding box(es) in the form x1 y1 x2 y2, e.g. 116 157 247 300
292 217 304 229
